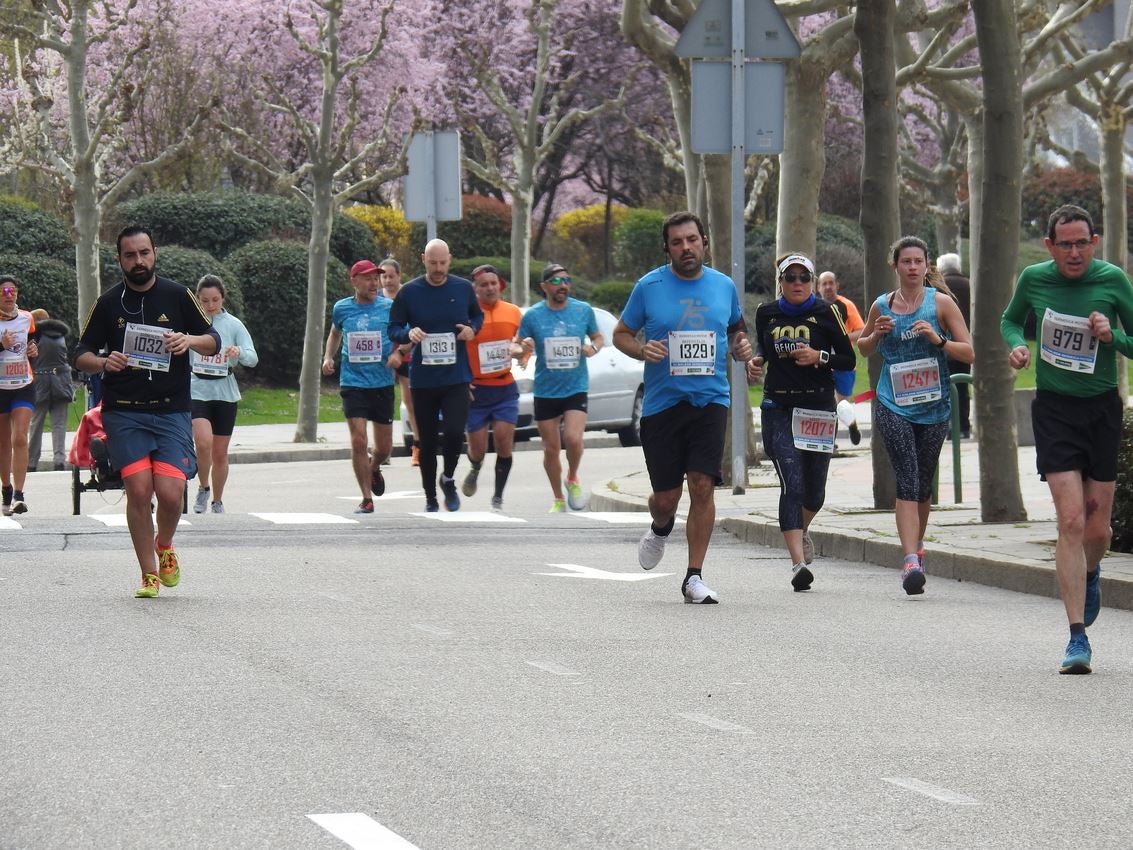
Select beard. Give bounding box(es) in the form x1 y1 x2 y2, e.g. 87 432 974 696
124 265 153 287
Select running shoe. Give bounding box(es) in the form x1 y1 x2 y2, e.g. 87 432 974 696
461 467 479 498
1085 565 1102 627
565 478 587 511
193 486 210 514
439 475 460 512
211 500 225 514
355 498 374 514
410 446 420 467
1059 634 1092 675
425 497 439 512
848 421 861 445
135 572 160 599
802 531 815 565
682 575 719 604
549 499 566 513
490 495 504 512
791 563 814 592
1 484 10 516
371 466 385 497
902 564 926 595
156 542 180 588
637 528 667 570
10 490 26 514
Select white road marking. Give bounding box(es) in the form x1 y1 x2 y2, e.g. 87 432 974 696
307 812 420 849
678 712 753 733
250 513 358 525
412 623 452 637
411 511 525 523
0 517 21 529
882 777 978 805
568 511 686 525
318 592 353 603
536 563 672 581
526 659 580 676
88 515 191 528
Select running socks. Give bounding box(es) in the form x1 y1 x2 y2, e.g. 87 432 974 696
1069 622 1086 637
683 567 701 586
652 516 676 538
494 456 512 498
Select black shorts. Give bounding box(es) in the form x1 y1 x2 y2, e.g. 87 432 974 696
191 399 238 437
340 385 394 424
533 392 588 421
1033 389 1123 482
0 383 37 414
639 402 727 492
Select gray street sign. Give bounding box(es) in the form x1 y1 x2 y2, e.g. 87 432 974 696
674 0 800 59
690 61 786 154
404 131 462 232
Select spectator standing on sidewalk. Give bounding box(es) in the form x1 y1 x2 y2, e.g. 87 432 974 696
1001 204 1133 675
936 252 972 438
613 211 751 605
857 235 972 597
26 308 73 473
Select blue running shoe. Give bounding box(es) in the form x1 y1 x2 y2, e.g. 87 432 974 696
1084 566 1101 627
439 475 460 512
1059 634 1092 675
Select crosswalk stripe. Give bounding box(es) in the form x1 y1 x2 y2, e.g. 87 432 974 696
307 812 420 849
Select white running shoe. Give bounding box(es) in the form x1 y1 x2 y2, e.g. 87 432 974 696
637 528 667 570
682 575 719 604
211 500 225 514
802 531 815 565
193 487 210 514
565 478 587 511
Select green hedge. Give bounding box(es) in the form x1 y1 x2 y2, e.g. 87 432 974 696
588 280 635 315
0 197 74 264
114 191 377 267
613 209 666 278
408 194 512 261
1112 408 1133 553
744 213 866 296
0 253 79 327
225 239 351 386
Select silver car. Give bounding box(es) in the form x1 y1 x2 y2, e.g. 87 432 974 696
399 306 645 448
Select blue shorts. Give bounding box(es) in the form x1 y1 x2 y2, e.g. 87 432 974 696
101 409 196 480
833 369 856 397
0 383 36 414
467 382 519 432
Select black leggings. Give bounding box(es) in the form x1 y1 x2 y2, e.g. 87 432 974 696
761 406 831 532
873 403 949 502
411 383 470 498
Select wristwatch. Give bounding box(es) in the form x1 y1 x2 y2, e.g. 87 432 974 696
818 350 830 366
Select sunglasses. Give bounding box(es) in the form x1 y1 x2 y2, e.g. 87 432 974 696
0 287 16 296
548 276 572 285
781 272 812 284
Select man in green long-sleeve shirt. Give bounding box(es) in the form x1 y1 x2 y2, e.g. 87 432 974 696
1001 204 1133 675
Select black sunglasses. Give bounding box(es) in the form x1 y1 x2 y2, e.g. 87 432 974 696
781 272 812 284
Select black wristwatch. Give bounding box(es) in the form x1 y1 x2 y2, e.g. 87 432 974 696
935 335 948 349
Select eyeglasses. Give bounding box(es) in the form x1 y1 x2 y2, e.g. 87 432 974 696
1053 239 1092 252
548 276 572 285
781 273 812 284
0 287 16 296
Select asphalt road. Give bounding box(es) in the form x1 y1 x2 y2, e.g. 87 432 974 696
3 450 1132 849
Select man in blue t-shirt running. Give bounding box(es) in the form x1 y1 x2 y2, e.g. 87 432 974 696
613 211 752 605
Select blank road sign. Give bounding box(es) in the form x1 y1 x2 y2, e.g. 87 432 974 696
690 61 786 155
405 130 462 222
674 0 801 59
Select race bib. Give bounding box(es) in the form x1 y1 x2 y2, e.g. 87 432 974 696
123 322 171 372
478 339 512 374
544 336 581 370
0 356 29 389
192 351 229 377
1040 308 1098 374
421 332 456 366
791 407 837 453
668 330 716 376
889 357 942 406
347 331 383 364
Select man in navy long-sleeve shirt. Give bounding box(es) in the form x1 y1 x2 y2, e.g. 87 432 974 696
388 239 483 511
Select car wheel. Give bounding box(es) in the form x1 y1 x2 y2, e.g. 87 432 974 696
618 387 643 447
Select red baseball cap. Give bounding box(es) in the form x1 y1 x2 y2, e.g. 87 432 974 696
350 259 379 277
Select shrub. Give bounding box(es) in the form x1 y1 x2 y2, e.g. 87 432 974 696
408 194 513 262
343 204 412 259
588 280 636 315
225 240 351 386
1021 167 1103 239
0 197 74 264
0 253 79 327
151 246 244 316
114 191 376 266
744 213 866 298
552 203 629 280
1112 408 1133 553
613 208 666 278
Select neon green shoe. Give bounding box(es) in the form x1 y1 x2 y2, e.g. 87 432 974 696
549 499 566 513
564 478 587 511
135 572 160 598
156 543 180 588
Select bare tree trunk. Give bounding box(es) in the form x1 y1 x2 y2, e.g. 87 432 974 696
66 3 101 319
776 63 828 255
295 177 334 443
1099 115 1130 402
856 0 900 509
972 0 1026 522
511 178 534 308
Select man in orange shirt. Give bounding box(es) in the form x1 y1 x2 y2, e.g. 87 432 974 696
818 270 865 444
462 265 525 510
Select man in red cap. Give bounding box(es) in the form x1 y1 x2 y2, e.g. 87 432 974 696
322 259 401 513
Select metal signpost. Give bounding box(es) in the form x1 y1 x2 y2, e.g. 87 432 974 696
404 130 463 242
675 0 799 493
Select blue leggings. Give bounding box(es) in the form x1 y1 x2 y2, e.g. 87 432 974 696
873 403 949 502
761 406 831 532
